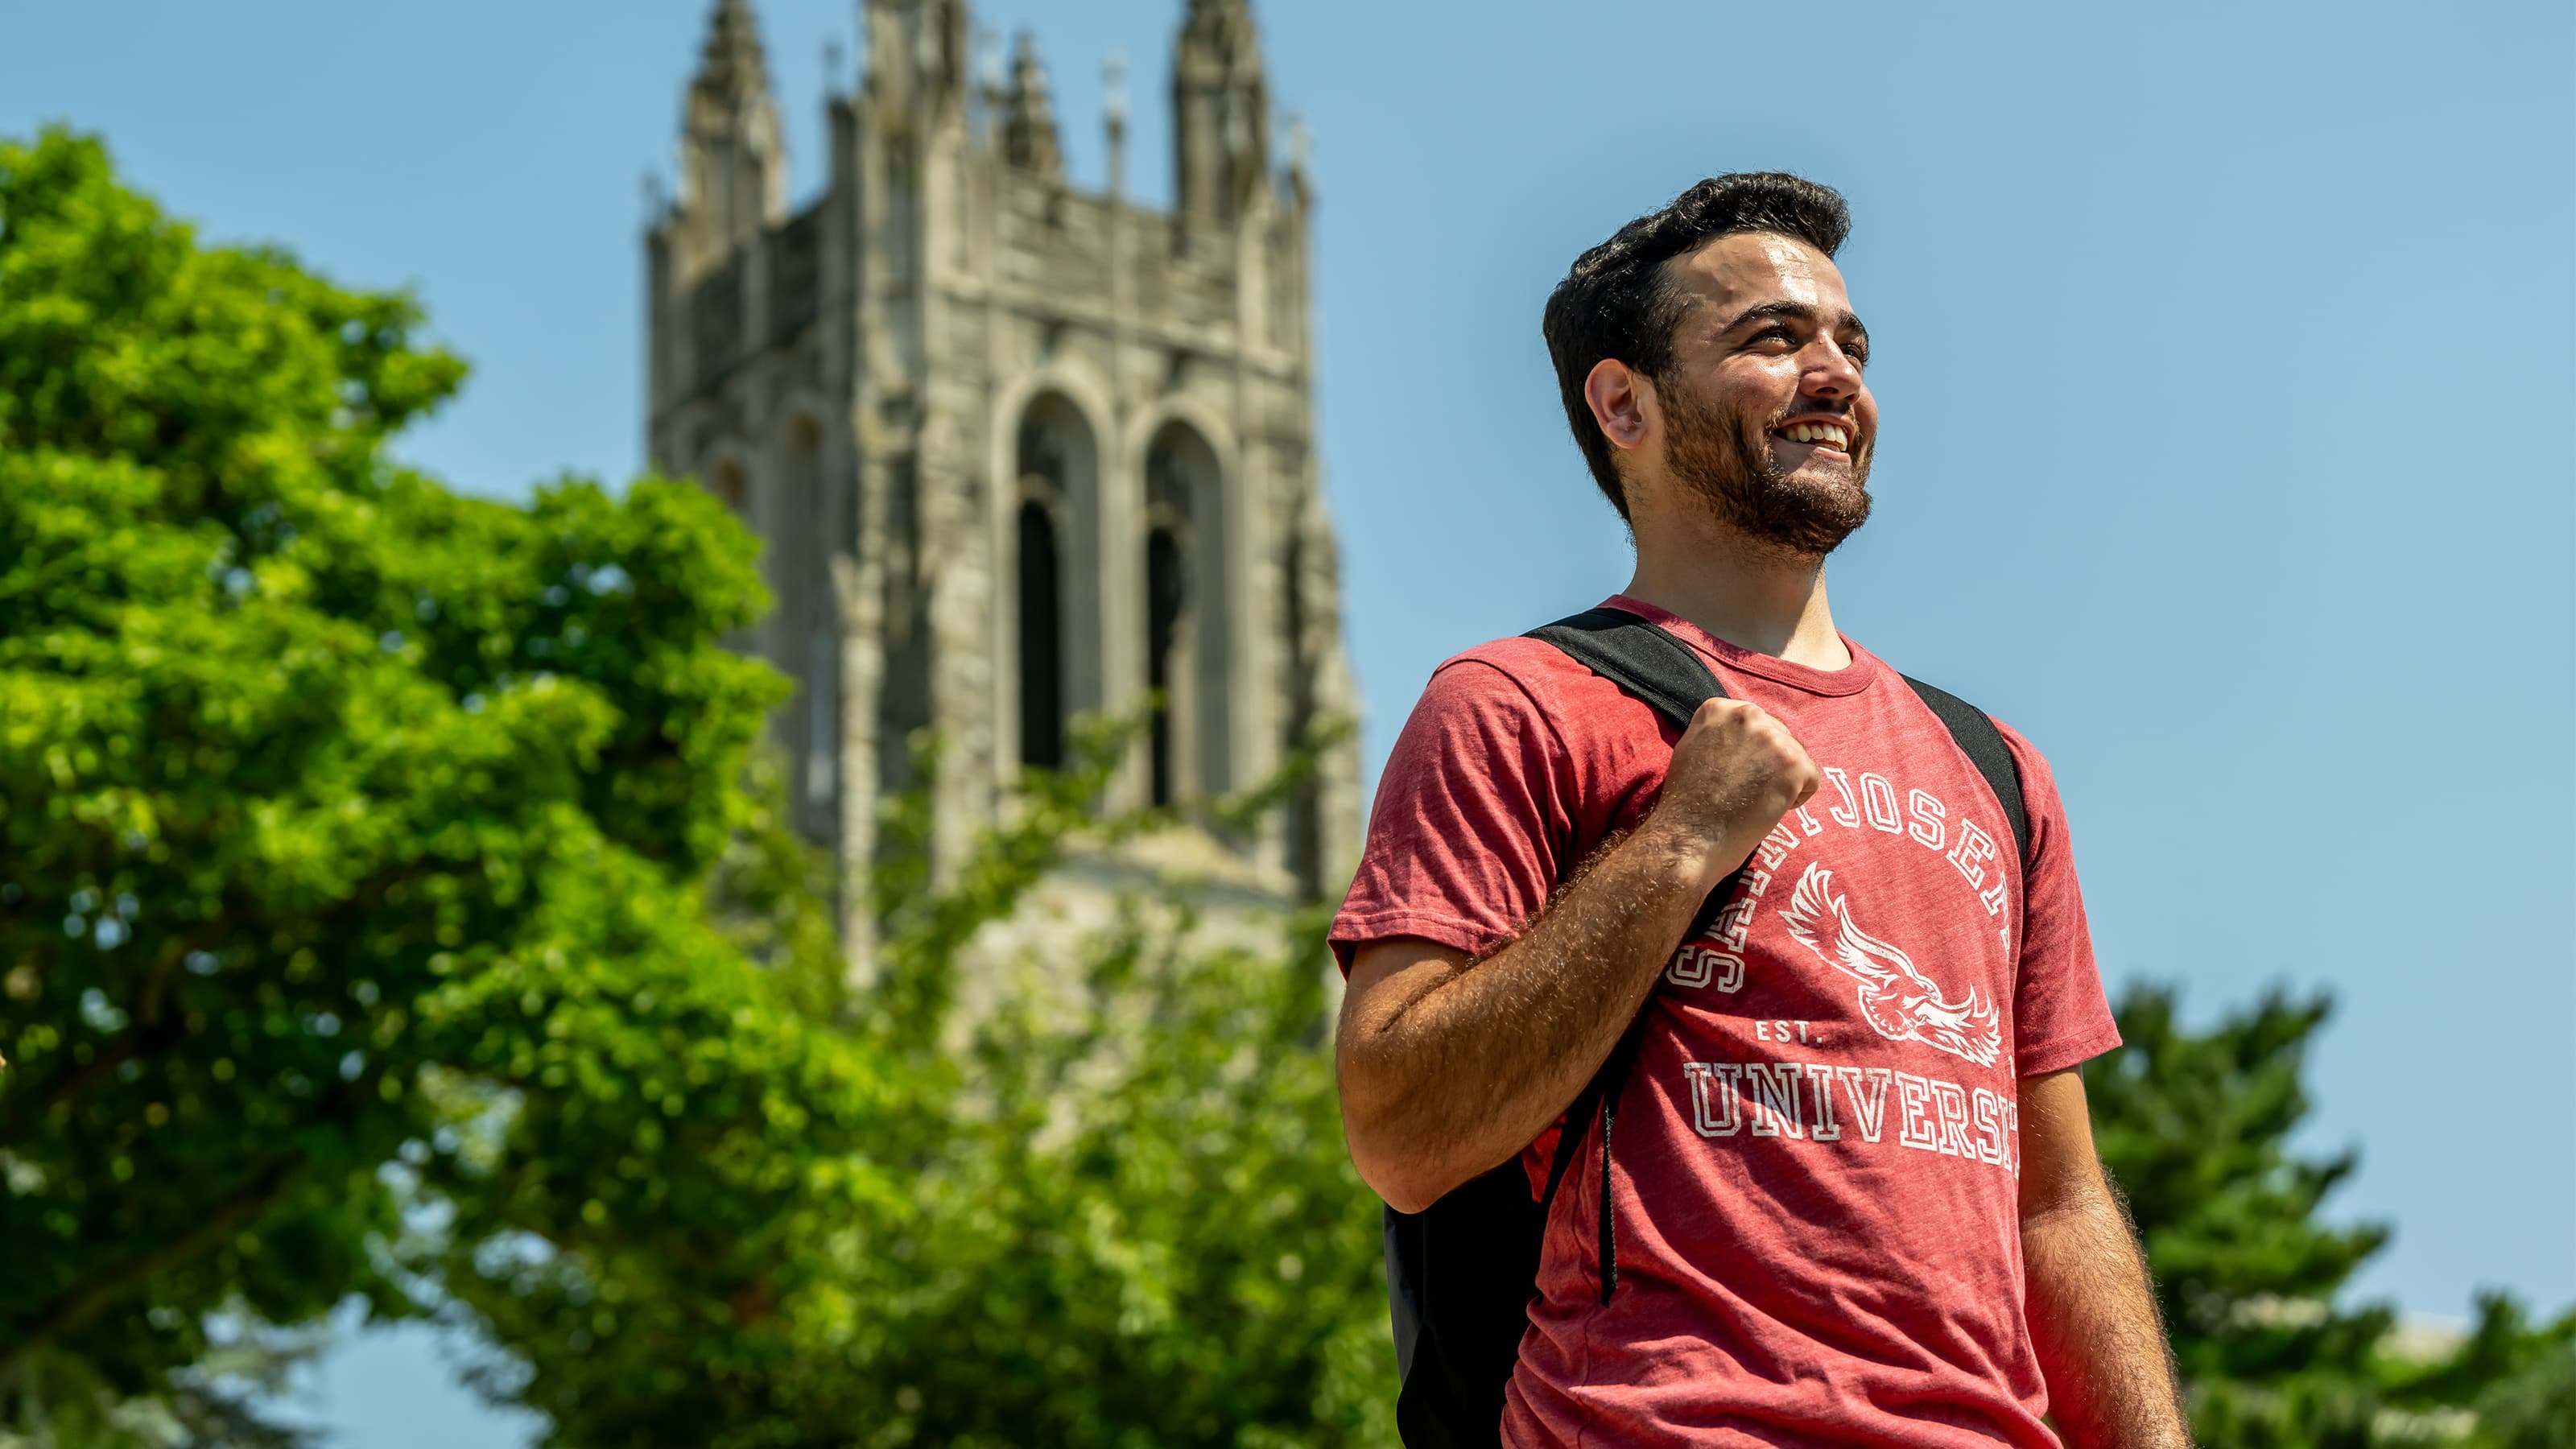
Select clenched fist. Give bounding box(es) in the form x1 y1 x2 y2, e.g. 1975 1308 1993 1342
1647 696 1821 891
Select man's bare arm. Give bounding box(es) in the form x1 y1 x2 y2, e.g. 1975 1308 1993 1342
1335 696 1817 1213
2018 1067 2194 1449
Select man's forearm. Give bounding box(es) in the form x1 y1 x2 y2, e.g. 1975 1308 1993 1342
1337 821 1711 1210
2021 1185 2193 1449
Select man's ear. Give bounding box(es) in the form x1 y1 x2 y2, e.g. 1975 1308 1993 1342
1584 358 1654 454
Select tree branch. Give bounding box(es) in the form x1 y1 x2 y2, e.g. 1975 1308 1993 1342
2 857 443 1145
0 1152 306 1394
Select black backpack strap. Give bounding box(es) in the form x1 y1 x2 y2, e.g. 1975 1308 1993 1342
1521 608 1738 1306
1527 608 1741 949
1534 1009 1655 1305
1535 1010 1649 1206
1530 609 2031 870
1898 675 2029 866
1525 607 1724 732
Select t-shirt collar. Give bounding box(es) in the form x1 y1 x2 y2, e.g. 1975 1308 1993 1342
1600 594 1880 698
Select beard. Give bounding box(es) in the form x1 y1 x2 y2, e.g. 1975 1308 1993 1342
1660 380 1872 559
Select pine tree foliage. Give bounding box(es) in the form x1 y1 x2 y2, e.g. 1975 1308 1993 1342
2089 986 2574 1447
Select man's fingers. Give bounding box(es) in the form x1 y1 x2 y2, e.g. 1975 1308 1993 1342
1690 695 1764 724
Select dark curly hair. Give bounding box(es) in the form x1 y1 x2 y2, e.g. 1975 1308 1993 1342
1542 173 1851 521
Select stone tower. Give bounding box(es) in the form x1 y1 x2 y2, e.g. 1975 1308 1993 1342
646 0 1362 973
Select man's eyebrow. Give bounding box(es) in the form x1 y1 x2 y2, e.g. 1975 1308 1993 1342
1717 299 1870 345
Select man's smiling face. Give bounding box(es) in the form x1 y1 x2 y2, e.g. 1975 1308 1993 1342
1649 230 1878 556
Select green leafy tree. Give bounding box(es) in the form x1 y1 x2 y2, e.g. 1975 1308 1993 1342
0 126 836 1438
424 722 1398 1448
2088 986 2575 1447
0 122 1388 1449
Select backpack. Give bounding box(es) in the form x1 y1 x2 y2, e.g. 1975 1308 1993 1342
1382 606 2033 1449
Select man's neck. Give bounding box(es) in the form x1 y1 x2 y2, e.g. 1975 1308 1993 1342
1622 514 1851 671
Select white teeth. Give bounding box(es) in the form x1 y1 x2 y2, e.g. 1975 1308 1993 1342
1781 423 1848 448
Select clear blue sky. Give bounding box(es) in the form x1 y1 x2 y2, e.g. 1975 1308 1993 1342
10 1 2571 1443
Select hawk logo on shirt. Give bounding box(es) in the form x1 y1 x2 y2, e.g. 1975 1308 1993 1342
1781 861 2003 1069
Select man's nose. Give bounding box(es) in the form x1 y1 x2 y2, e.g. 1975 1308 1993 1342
1800 339 1863 400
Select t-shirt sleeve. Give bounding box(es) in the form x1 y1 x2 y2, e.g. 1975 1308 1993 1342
1329 658 1579 974
1998 722 2122 1078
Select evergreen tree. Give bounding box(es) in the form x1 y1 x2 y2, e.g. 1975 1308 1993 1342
2088 986 2574 1447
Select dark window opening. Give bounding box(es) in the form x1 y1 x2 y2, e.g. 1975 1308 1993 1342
1018 500 1064 770
1282 530 1320 899
1146 526 1187 807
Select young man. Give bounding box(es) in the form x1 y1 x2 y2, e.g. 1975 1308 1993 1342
1331 175 2192 1448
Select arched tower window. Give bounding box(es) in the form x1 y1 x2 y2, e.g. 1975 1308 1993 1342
1015 394 1100 774
1281 525 1321 897
1145 522 1186 805
710 458 748 512
1141 421 1229 808
1018 497 1064 769
783 415 836 830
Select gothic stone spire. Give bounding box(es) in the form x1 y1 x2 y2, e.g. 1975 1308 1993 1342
999 31 1064 179
865 0 971 130
695 0 770 107
680 0 786 252
1172 0 1269 222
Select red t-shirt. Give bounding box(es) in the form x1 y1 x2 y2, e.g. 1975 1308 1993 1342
1331 597 2119 1449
